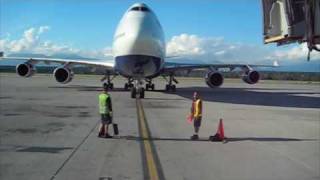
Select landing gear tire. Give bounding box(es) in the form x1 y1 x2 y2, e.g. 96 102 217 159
102 71 115 90
140 88 145 98
146 84 155 91
109 83 114 89
131 88 136 98
125 83 134 91
125 80 134 91
165 84 169 91
165 84 176 92
103 83 114 90
130 88 145 99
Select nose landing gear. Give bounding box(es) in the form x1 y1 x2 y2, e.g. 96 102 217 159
131 79 145 99
131 87 145 98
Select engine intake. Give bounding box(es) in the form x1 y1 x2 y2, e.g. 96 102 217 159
242 70 260 84
205 71 224 88
16 63 36 77
53 67 74 84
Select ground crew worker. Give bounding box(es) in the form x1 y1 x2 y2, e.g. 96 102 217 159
98 85 113 138
191 91 202 140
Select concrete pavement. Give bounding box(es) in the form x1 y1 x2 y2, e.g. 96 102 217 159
0 73 319 180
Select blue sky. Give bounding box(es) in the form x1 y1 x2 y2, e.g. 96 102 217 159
1 0 262 46
0 0 319 64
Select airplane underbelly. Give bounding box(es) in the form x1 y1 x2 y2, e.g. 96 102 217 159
115 55 162 78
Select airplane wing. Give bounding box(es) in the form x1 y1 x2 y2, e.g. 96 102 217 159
162 61 278 73
0 52 114 70
160 60 279 88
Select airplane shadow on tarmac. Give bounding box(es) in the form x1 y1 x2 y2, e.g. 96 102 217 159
112 135 317 143
0 146 74 153
160 86 320 109
48 85 126 92
49 85 320 108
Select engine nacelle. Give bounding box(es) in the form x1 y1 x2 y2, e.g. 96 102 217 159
242 70 260 84
16 63 36 77
53 67 74 84
205 71 224 88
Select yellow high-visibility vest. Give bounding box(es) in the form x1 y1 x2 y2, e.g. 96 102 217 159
193 99 202 118
99 93 110 114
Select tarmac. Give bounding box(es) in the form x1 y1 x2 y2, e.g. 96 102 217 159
0 73 319 180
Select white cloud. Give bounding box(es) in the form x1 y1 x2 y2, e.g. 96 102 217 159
0 39 8 52
33 40 80 55
1 26 46 53
166 34 271 63
272 44 320 60
166 34 206 56
0 26 111 59
38 26 50 34
166 33 320 63
214 50 225 56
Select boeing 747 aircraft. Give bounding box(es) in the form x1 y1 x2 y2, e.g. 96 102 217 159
0 3 276 98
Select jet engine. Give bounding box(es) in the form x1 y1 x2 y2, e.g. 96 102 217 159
16 63 36 77
205 71 224 88
53 67 74 84
242 70 260 84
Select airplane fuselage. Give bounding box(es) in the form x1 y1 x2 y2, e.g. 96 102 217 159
113 3 165 78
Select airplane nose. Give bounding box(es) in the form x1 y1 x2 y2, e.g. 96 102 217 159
113 7 165 58
113 3 165 78
122 19 162 57
128 17 152 42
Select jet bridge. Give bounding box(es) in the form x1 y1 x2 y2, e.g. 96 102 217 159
262 0 320 60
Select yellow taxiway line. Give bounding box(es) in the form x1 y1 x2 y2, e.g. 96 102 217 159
136 98 160 180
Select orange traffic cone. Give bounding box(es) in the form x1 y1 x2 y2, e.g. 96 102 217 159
209 118 226 142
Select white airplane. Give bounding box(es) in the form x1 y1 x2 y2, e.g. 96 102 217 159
0 3 276 98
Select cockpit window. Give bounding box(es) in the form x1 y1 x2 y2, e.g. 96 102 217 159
141 7 149 12
131 7 140 11
130 6 150 12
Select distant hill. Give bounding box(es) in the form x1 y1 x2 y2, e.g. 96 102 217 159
262 60 320 72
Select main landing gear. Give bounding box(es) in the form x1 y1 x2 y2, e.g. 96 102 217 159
124 78 134 91
165 73 178 92
101 71 116 90
145 79 155 91
131 79 145 99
